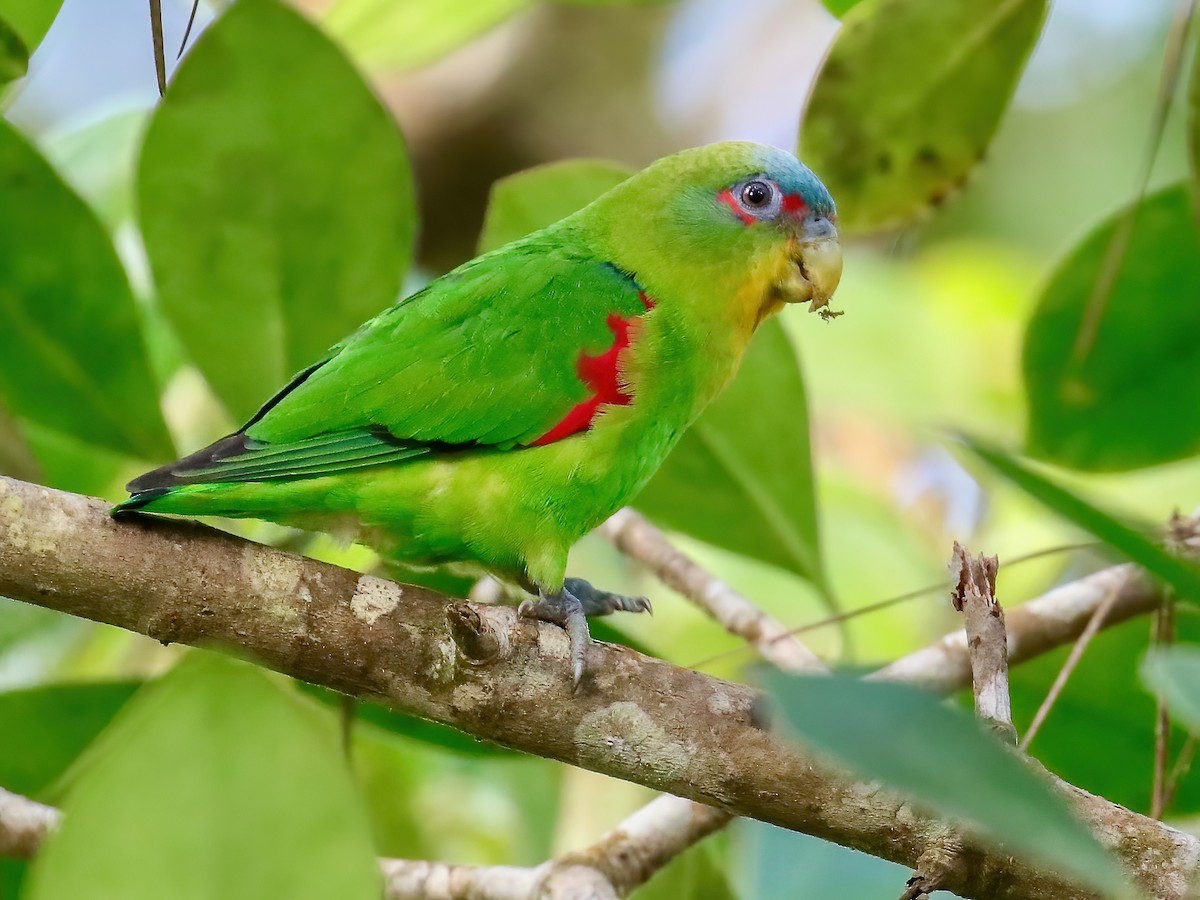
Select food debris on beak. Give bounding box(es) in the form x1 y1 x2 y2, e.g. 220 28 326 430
775 232 843 318
798 237 843 317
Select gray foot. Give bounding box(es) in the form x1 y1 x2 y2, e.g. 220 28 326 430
564 577 652 617
518 579 652 688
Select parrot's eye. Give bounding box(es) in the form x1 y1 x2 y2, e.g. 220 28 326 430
741 181 773 208
724 178 783 223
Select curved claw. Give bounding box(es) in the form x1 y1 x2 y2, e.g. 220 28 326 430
562 577 655 618
566 611 589 690
518 588 592 689
520 579 655 688
607 593 653 615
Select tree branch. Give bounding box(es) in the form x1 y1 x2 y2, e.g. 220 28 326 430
948 542 1014 742
2 477 1198 898
380 858 539 900
596 506 823 894
873 559 1169 691
382 795 729 899
600 508 825 672
1 784 725 900
903 544 1014 900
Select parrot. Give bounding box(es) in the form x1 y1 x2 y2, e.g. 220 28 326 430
116 141 842 686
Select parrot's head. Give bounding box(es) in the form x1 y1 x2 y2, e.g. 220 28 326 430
697 141 842 316
593 141 843 321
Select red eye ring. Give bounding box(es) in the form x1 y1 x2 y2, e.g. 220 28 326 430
718 178 784 225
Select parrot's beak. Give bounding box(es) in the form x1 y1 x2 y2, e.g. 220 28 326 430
776 217 842 314
793 237 843 313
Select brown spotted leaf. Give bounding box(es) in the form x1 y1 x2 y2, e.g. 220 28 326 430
800 0 1047 233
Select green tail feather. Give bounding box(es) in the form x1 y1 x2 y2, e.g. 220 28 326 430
113 478 338 520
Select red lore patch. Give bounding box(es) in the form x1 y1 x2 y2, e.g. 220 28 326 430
716 188 756 225
781 193 808 216
531 292 656 446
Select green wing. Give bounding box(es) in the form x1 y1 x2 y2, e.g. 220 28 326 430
129 236 647 491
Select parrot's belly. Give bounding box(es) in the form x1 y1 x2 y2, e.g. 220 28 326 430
316 421 675 589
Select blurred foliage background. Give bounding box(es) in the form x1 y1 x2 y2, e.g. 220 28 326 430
1 0 1199 896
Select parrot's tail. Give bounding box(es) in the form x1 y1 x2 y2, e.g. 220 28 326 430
112 487 174 514
112 478 340 521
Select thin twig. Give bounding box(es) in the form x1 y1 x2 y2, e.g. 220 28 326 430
148 0 166 97
1165 736 1196 811
689 540 1104 672
0 398 41 484
339 694 356 761
1020 585 1121 751
1069 0 1196 366
875 557 1179 692
1152 595 1177 819
176 0 200 60
602 508 825 672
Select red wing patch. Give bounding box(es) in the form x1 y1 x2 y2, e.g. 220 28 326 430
530 292 656 446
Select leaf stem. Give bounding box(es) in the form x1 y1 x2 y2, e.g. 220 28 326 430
1068 0 1197 368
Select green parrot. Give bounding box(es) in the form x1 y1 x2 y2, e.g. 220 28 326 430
117 141 842 685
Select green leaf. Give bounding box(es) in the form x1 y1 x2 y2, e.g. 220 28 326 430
766 670 1125 893
138 0 417 423
1190 46 1200 223
299 683 518 757
734 820 905 898
26 654 381 900
0 397 40 481
478 159 634 253
19 421 129 496
0 15 27 82
800 0 1047 233
1143 645 1200 734
0 858 27 898
477 159 824 592
961 436 1200 601
41 108 148 229
0 120 173 460
1023 185 1200 470
820 0 865 16
0 597 74 665
1010 616 1200 816
0 0 63 53
325 0 530 71
637 321 826 593
632 837 735 900
0 681 140 797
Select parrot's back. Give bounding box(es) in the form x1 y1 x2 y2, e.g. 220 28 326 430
117 227 701 587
